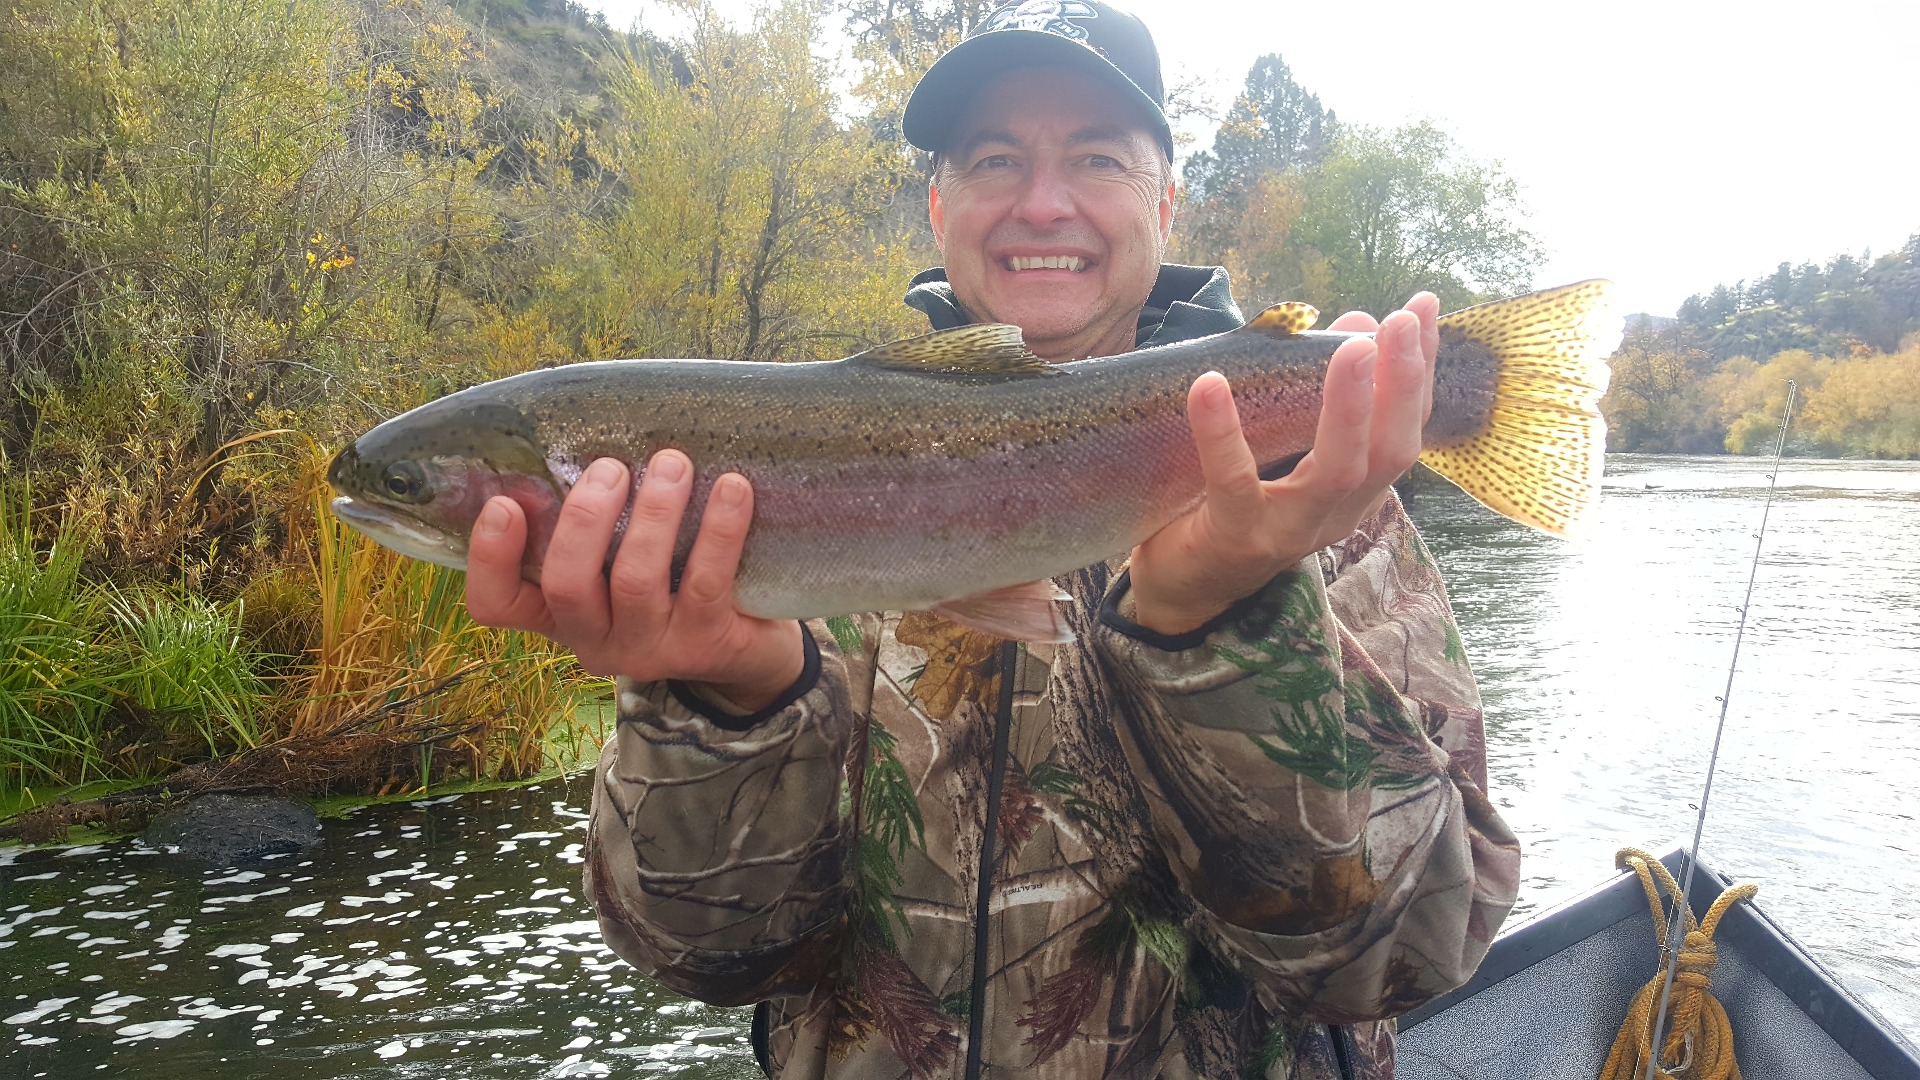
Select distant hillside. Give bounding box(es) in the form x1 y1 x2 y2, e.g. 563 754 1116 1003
1671 236 1920 361
1601 233 1920 458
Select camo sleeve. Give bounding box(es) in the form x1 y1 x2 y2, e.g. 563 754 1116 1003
582 618 876 1006
1092 492 1521 1021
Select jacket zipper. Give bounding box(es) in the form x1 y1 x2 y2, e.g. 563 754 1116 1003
962 640 1019 1080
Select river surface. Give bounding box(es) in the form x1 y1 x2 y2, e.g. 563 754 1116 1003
4 454 1916 1075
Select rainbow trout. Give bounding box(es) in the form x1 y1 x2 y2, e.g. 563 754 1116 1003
328 281 1616 641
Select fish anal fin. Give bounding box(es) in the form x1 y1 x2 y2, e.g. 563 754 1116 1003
1421 279 1620 537
928 580 1075 643
1244 301 1320 335
852 324 1056 379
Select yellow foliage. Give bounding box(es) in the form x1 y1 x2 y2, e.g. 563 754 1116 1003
285 449 592 781
1798 343 1920 457
558 0 923 362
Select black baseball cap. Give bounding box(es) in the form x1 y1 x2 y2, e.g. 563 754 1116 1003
903 1 1173 161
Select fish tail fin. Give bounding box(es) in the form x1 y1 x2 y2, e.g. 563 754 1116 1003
1419 280 1619 536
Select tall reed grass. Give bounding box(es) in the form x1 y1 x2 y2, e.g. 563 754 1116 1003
0 490 110 791
104 588 268 757
1 448 603 803
284 448 593 787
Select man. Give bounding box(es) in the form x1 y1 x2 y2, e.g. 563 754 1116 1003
465 3 1520 1076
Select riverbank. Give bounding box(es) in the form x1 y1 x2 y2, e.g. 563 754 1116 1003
0 697 614 851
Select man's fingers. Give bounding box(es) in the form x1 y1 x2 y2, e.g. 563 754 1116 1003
1326 310 1379 333
1186 371 1265 514
539 457 629 637
607 449 692 640
464 496 554 634
1301 337 1377 498
1367 310 1430 483
674 473 755 629
1407 292 1441 421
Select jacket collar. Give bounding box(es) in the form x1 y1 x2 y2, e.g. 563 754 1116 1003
902 264 1245 352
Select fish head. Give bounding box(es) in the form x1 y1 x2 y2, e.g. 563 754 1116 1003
327 400 566 574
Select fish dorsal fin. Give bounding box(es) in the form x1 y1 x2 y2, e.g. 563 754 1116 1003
1243 301 1320 335
850 324 1056 379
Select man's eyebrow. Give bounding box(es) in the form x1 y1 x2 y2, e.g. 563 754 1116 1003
953 129 1020 160
1067 124 1136 146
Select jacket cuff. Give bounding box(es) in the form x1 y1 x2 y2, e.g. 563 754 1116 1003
666 626 821 732
1097 568 1294 653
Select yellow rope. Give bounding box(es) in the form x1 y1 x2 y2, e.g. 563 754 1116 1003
1598 848 1759 1080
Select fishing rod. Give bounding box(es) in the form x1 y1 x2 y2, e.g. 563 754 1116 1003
1641 380 1798 1080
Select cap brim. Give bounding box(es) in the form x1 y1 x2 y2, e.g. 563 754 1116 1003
902 30 1170 157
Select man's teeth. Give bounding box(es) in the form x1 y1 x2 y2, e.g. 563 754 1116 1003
1005 255 1086 272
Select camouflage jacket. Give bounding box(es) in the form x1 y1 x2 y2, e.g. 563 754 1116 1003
583 493 1521 1079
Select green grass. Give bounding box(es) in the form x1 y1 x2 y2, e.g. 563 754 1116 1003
0 490 113 792
104 588 272 758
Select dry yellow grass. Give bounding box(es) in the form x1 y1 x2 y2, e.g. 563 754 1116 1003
280 447 594 788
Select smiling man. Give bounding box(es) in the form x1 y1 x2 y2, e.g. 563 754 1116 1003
464 2 1520 1077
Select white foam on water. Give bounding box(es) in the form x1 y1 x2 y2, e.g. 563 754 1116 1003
4 997 78 1025
179 998 262 1019
202 887 290 907
112 1018 197 1042
2 907 66 936
203 870 265 886
337 891 409 908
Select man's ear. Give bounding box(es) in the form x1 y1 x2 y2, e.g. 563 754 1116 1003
1158 177 1175 246
929 180 947 250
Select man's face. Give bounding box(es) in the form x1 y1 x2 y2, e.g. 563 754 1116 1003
930 67 1173 361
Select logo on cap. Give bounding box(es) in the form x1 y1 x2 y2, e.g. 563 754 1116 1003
980 1 1097 41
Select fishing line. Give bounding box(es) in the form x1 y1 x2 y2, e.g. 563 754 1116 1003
1641 380 1797 1080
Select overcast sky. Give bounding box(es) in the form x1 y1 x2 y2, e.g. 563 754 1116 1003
587 0 1918 316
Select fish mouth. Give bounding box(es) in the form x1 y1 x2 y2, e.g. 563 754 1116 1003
329 496 469 571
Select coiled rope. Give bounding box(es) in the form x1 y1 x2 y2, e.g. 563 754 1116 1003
1598 848 1759 1080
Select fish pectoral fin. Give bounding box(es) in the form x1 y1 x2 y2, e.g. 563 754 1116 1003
929 581 1076 644
1242 301 1321 335
851 324 1057 379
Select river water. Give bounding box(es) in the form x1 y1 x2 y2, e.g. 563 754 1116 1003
4 454 1916 1075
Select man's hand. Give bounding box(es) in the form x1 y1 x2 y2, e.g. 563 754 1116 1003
464 451 805 713
1127 293 1441 636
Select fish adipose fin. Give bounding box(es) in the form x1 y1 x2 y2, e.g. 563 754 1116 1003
851 324 1056 379
1244 301 1321 335
1420 279 1619 537
929 580 1076 643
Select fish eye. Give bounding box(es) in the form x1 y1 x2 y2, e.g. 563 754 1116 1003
381 461 429 502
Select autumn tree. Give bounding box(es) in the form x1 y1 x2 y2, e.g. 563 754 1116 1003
1171 55 1335 309
1290 121 1540 316
1599 327 1728 453
1180 55 1336 220
1797 342 1920 457
544 1 922 362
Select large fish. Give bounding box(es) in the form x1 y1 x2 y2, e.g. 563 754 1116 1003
328 281 1616 642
